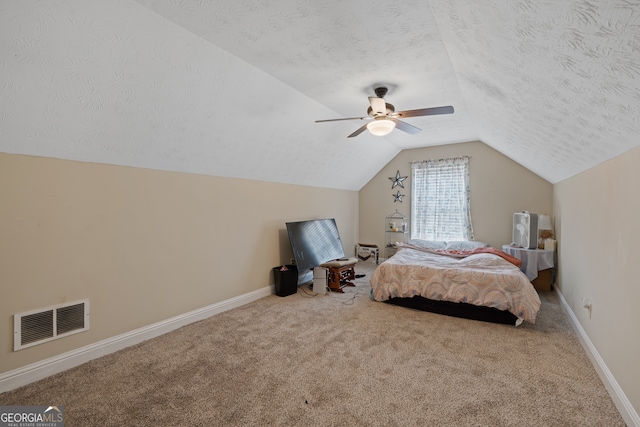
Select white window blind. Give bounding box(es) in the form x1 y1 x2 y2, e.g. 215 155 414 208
410 156 474 241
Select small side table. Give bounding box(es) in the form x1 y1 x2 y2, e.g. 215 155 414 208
320 257 359 293
502 245 556 291
325 264 356 293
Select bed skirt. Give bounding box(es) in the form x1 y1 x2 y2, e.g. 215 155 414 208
385 296 519 325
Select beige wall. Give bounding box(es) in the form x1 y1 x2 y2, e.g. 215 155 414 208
0 153 358 373
359 141 553 253
554 146 640 416
8 142 639 419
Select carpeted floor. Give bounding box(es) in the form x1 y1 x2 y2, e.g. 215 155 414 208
0 262 626 426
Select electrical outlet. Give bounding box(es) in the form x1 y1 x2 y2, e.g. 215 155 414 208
290 258 295 265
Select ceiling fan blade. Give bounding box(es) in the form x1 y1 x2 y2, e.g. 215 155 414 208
391 119 421 135
396 106 454 118
315 116 368 123
347 123 369 138
368 97 387 115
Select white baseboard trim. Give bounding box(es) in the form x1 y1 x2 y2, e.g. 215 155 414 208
0 285 274 394
556 289 640 427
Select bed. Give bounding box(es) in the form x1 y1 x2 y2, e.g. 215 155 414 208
370 241 541 326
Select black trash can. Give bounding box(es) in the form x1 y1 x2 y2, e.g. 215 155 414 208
273 265 298 297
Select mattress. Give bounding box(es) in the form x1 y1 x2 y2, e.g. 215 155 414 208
370 245 541 324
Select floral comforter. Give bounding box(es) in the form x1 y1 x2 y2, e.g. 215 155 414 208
370 246 541 324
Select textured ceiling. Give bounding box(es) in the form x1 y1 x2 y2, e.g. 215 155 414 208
2 0 640 190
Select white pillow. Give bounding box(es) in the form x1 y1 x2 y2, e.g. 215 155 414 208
444 241 488 250
408 239 447 250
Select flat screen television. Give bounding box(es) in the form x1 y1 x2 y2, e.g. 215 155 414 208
286 218 346 273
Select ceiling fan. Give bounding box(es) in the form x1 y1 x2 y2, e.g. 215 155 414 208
315 87 454 138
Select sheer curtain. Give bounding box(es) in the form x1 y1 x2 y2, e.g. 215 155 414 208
410 156 474 241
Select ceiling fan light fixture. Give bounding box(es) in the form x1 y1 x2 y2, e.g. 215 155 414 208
315 88 453 138
367 119 395 136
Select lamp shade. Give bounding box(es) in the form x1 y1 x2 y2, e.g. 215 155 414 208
538 215 553 230
367 119 395 136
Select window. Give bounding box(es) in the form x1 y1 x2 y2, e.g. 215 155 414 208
410 156 474 241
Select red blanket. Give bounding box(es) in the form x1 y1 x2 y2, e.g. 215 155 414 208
399 244 522 268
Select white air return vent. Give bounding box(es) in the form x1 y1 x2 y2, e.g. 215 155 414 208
14 300 90 351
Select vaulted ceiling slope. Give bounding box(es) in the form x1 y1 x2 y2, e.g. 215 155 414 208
2 1 639 191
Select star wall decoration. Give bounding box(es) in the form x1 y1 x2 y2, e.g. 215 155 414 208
389 170 407 189
393 191 404 203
